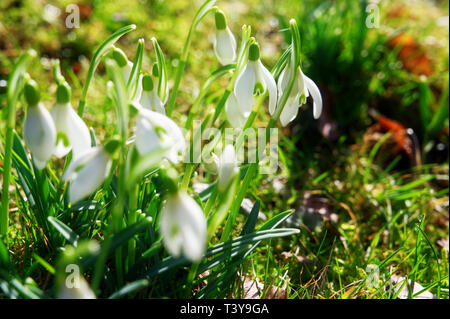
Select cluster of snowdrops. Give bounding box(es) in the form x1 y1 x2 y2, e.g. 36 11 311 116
2 2 322 298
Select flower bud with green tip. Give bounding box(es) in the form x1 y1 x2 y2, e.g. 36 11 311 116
226 42 277 128
23 79 57 170
139 74 165 114
51 81 91 159
111 46 143 102
62 138 119 203
213 9 236 65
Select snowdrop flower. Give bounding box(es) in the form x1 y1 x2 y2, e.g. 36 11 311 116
225 93 248 128
62 140 118 203
135 107 185 163
160 191 207 262
139 74 165 114
50 82 91 159
227 43 277 128
58 277 96 299
213 9 236 65
218 144 238 191
276 61 323 127
203 151 219 175
23 80 57 170
112 47 142 102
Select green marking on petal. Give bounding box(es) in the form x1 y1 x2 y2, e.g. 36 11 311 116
299 93 307 105
253 81 264 95
57 131 70 147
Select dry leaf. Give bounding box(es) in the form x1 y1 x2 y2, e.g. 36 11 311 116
388 33 432 76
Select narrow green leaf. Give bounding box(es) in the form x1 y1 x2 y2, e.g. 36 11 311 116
48 216 80 247
78 24 136 116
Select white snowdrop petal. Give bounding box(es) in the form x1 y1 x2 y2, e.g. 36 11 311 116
135 116 161 156
67 107 91 159
160 193 206 262
214 28 237 65
58 277 96 299
304 75 323 119
279 97 300 127
67 148 111 203
225 93 247 128
218 144 238 190
258 60 278 115
136 109 185 163
160 209 183 257
121 61 133 83
62 147 98 182
140 90 165 114
24 103 57 169
234 62 256 116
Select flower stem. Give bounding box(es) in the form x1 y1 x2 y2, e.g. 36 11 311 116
166 59 186 117
127 185 139 269
180 163 195 190
1 50 35 241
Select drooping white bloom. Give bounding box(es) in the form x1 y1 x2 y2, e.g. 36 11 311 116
225 92 247 129
139 74 165 114
203 151 219 175
112 47 142 102
214 10 236 65
51 83 91 159
62 146 114 203
227 43 277 128
276 62 323 127
135 107 185 163
23 80 57 170
218 144 238 191
57 277 96 299
160 191 207 262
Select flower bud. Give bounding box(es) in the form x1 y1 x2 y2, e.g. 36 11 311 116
213 10 236 65
24 80 40 106
23 80 56 169
214 9 227 30
51 83 91 159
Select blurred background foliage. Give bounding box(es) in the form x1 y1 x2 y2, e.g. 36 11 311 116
0 0 449 298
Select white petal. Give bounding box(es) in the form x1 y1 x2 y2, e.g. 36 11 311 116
176 193 206 261
258 60 277 115
160 207 183 257
160 191 206 261
67 107 91 159
225 93 247 128
214 28 236 65
234 62 256 116
51 104 71 158
218 144 238 191
58 277 96 299
140 90 165 114
304 75 323 119
135 116 161 156
62 147 98 182
121 61 133 83
136 109 185 163
279 97 300 127
66 147 111 203
24 103 56 169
